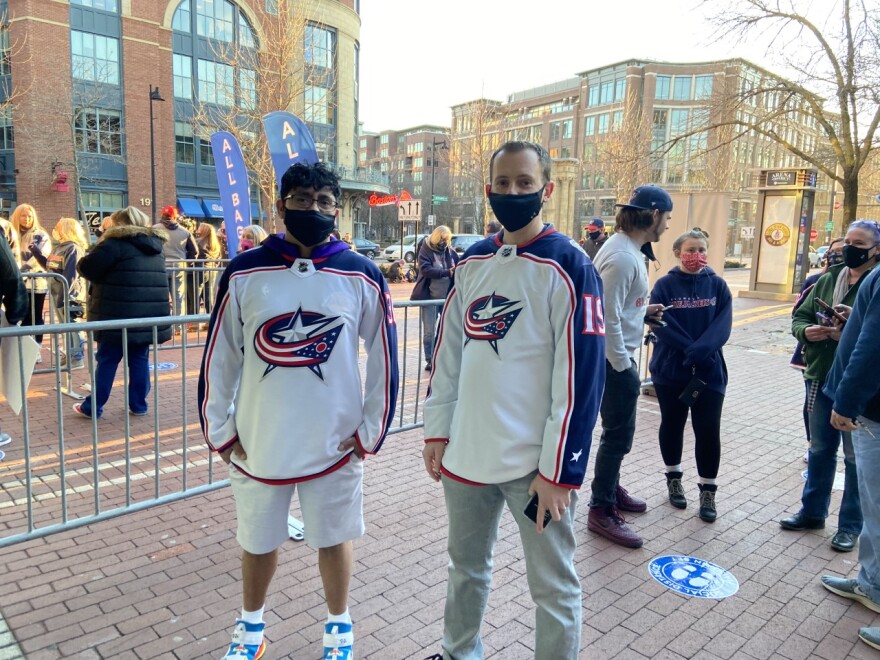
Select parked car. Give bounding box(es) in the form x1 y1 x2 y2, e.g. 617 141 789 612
451 234 483 255
383 234 428 263
352 238 380 259
808 245 821 268
814 245 830 267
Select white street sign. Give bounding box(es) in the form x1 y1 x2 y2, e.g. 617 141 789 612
398 199 422 223
740 226 755 239
427 214 435 226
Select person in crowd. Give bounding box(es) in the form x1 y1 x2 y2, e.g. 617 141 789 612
587 185 671 548
409 224 459 372
154 205 197 317
0 216 19 259
0 231 28 452
200 162 398 660
342 231 354 247
485 219 501 236
72 207 171 419
32 218 89 369
821 239 880 652
12 204 52 351
780 221 880 552
194 222 223 316
422 141 605 659
790 237 845 462
582 217 608 261
238 224 269 253
217 224 230 259
647 228 732 522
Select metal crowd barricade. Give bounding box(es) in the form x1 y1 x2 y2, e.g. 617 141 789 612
0 299 440 548
164 258 230 347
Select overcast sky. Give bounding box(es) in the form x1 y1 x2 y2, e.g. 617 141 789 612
357 0 803 133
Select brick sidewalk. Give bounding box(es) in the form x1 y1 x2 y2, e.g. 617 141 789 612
2 293 880 659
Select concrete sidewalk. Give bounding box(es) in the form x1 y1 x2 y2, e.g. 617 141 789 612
1 298 879 659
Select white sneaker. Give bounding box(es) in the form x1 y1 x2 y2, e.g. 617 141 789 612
0 433 11 447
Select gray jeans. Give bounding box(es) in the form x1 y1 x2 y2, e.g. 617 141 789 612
441 471 581 659
855 419 880 603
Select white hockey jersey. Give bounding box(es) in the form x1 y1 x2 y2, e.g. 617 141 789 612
423 226 606 489
198 236 398 483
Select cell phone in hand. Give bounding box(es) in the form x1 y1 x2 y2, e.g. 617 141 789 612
815 298 847 325
524 494 552 527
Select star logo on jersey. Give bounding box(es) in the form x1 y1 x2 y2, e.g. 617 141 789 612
570 449 583 462
464 292 523 355
253 307 342 379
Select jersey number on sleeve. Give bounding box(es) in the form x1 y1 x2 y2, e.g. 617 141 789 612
582 294 605 335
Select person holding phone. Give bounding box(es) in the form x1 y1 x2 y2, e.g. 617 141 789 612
781 220 880 552
647 228 732 522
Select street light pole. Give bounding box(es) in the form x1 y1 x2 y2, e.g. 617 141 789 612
429 137 447 222
149 85 166 223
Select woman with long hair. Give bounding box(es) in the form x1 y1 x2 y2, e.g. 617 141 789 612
195 222 222 315
12 204 52 348
409 225 459 371
72 206 172 419
648 228 732 523
238 224 269 253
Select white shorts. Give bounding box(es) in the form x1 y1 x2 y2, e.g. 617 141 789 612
228 457 365 554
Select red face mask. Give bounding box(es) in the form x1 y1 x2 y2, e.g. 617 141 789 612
680 252 707 272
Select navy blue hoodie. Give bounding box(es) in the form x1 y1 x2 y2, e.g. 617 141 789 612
649 265 732 395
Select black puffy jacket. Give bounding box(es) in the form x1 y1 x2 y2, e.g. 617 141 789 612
77 225 172 345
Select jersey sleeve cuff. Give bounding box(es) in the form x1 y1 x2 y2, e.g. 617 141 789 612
212 434 239 453
537 470 581 490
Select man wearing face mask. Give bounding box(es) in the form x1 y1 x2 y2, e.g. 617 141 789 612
199 162 399 660
586 185 672 549
422 141 605 659
582 217 608 261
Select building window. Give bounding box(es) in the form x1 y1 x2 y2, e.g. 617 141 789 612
673 76 692 101
655 75 671 100
585 115 596 136
305 24 335 69
196 0 234 43
0 25 10 76
670 109 689 136
694 75 713 100
71 0 119 11
173 54 192 100
562 119 573 139
175 121 195 164
612 111 623 131
74 107 122 155
597 114 609 134
199 131 215 166
587 84 599 107
600 198 616 215
240 68 256 110
172 0 191 30
238 14 255 49
70 31 119 85
0 107 13 149
615 78 626 101
550 122 561 141
197 59 234 106
582 198 595 215
599 81 614 105
304 84 333 125
266 0 278 14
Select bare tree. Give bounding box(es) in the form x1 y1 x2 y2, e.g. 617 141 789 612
190 0 327 231
700 0 880 224
591 92 654 202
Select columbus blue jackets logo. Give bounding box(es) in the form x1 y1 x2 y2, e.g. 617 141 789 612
464 292 523 355
253 307 342 379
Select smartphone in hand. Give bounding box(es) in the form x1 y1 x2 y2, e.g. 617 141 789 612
524 494 552 527
815 298 847 325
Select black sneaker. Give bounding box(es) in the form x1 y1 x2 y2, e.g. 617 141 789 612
698 484 717 522
424 361 432 372
666 472 687 509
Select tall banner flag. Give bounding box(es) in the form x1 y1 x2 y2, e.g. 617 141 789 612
210 131 251 256
262 111 319 191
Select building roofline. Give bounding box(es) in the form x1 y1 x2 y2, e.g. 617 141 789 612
574 56 772 78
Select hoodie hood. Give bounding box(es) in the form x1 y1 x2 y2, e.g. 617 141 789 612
263 234 349 261
101 225 168 256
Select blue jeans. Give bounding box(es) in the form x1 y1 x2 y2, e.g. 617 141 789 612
420 303 441 363
80 343 150 418
854 418 880 602
590 359 641 508
441 472 581 659
800 386 862 534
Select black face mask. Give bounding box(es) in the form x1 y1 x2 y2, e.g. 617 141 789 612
438 241 448 250
589 230 601 240
842 244 878 269
283 209 336 248
487 187 545 232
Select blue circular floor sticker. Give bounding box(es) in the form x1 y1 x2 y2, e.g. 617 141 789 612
148 362 178 371
649 556 739 599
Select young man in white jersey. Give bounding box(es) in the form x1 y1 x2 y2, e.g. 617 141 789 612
422 141 605 659
199 162 398 660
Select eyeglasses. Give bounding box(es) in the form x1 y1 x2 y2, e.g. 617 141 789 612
283 193 338 213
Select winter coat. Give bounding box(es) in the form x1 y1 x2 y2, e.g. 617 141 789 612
791 262 880 383
38 241 87 310
0 232 26 324
410 240 459 301
19 227 52 293
77 225 172 345
154 221 197 262
648 265 732 395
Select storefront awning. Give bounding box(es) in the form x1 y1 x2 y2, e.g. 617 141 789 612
177 197 206 219
202 199 224 219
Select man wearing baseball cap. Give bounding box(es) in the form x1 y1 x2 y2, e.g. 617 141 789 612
154 205 197 317
587 185 672 548
582 218 608 261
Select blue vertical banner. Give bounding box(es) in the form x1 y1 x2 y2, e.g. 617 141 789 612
262 111 319 191
210 131 251 256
